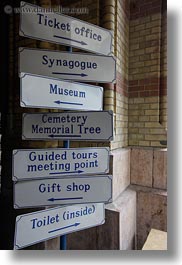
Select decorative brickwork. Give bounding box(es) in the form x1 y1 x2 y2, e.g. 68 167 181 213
129 0 167 147
101 0 130 149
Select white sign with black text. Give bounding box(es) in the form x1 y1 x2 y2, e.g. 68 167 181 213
19 2 112 55
14 203 105 249
22 111 114 141
14 175 113 208
19 48 116 83
12 147 110 181
20 73 103 111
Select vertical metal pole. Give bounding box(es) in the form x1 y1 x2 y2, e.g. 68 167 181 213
60 45 72 250
60 139 70 250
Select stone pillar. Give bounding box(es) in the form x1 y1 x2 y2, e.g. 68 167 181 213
130 147 167 249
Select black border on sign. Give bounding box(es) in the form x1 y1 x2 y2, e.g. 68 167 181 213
21 111 114 141
18 47 116 84
13 175 113 209
19 1 113 56
12 147 110 181
14 203 105 250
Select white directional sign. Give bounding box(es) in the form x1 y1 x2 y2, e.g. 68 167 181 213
14 175 112 208
19 48 116 83
22 111 114 141
20 2 112 56
12 147 110 181
14 203 105 249
20 73 103 111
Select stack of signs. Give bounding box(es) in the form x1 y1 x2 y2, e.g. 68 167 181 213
13 1 116 250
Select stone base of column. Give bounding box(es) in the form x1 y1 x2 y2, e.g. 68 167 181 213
130 184 167 250
66 187 136 250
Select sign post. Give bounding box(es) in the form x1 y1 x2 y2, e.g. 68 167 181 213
13 1 116 250
60 45 72 250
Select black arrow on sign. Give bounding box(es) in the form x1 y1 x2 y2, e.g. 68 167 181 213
48 222 80 234
54 100 83 106
48 134 82 138
53 35 87 46
47 197 83 202
52 72 88 77
49 170 84 175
